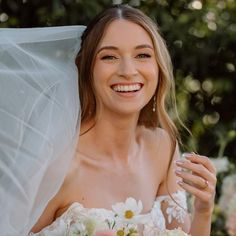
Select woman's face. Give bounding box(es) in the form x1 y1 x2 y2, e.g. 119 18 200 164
93 19 158 117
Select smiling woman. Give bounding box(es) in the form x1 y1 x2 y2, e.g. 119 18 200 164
92 19 158 117
0 4 216 236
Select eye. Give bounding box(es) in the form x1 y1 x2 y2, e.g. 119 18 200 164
101 55 117 60
136 53 151 59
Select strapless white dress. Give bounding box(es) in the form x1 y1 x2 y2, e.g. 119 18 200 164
30 190 187 236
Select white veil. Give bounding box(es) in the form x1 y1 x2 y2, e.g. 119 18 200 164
0 26 85 236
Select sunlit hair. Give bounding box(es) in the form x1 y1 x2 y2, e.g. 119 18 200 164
76 4 185 171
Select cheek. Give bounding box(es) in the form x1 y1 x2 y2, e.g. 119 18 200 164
93 61 114 84
93 64 112 98
92 64 103 98
146 64 159 97
93 64 104 92
93 62 102 82
142 63 159 85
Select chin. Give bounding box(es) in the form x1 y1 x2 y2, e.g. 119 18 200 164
111 106 144 117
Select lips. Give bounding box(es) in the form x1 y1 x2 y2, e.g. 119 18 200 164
111 83 143 93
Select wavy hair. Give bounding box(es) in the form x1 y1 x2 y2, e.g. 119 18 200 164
76 4 185 182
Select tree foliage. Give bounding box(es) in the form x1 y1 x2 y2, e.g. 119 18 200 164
1 0 235 234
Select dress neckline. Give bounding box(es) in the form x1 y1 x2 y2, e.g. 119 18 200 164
57 190 185 220
67 201 151 215
58 195 164 220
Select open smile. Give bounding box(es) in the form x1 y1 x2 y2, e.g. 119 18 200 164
111 83 143 93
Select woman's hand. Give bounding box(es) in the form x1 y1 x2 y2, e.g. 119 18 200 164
175 152 217 215
226 212 236 236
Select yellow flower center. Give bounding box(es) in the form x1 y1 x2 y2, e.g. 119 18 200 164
125 210 134 219
117 229 124 236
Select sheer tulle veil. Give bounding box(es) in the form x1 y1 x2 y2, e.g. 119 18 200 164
0 26 85 235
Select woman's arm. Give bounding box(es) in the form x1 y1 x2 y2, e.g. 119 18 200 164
156 135 216 236
156 143 191 233
175 153 217 236
30 195 61 233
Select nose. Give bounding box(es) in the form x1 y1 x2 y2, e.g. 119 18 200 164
118 57 138 79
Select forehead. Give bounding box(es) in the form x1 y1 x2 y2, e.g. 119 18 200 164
99 19 153 47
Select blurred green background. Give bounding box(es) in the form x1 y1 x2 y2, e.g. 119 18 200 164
0 0 235 235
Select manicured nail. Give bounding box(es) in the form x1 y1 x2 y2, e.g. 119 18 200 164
175 170 181 174
175 160 184 165
177 180 183 186
182 152 194 157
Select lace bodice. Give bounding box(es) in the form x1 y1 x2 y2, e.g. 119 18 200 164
30 190 187 236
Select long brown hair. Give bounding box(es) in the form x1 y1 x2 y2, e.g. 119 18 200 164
76 4 185 186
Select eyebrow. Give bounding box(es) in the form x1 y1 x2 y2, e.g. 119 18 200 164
97 44 154 54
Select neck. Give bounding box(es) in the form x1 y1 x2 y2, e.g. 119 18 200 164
80 111 141 163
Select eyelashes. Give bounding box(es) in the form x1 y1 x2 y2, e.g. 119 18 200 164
100 53 152 60
136 53 151 58
101 55 117 60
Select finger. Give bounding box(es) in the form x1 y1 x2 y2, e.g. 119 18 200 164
177 180 214 202
175 169 210 189
175 160 217 185
183 153 216 174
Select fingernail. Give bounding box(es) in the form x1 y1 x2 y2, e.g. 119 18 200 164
182 152 194 157
177 180 183 186
175 160 184 165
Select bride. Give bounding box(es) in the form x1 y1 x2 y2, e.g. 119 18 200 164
0 4 216 236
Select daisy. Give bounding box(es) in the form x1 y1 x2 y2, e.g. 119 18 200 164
112 197 143 222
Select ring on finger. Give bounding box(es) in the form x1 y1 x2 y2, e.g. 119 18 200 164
201 179 209 190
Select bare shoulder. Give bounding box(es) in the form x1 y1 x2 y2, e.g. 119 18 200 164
30 192 60 233
138 126 174 170
138 126 175 185
138 126 172 152
30 157 79 233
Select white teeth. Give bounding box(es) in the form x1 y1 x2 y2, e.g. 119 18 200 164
112 84 141 92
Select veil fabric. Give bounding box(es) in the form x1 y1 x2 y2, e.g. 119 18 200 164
0 26 85 236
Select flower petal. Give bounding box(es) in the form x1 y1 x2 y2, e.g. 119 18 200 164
112 202 125 216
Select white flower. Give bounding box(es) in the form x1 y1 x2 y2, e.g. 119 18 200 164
112 197 143 222
209 157 230 174
219 174 236 215
142 225 190 236
116 226 139 236
73 216 109 235
68 222 87 236
227 193 236 217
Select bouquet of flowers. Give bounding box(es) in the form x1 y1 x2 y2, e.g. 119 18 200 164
68 222 189 236
68 220 189 236
157 228 190 236
65 198 190 236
